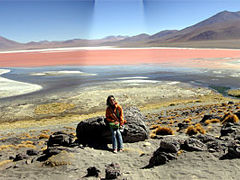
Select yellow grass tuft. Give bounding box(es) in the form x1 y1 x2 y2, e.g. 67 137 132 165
38 141 46 146
183 118 192 124
185 126 198 136
69 132 76 137
40 129 50 134
177 150 184 156
155 126 174 135
41 146 48 151
0 160 13 167
195 123 206 134
38 134 50 139
0 145 15 151
186 124 206 135
205 119 221 125
19 133 32 139
150 124 160 130
35 102 75 115
15 144 36 150
221 113 239 124
21 140 34 145
63 126 75 130
149 132 157 139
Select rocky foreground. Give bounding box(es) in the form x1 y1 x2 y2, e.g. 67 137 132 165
1 100 240 179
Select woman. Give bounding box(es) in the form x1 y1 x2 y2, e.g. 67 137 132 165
106 95 125 153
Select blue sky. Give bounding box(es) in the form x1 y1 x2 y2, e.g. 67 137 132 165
0 0 240 43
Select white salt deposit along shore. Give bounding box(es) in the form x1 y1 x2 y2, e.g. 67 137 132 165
0 69 42 98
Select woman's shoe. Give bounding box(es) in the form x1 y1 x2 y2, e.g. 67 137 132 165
113 149 118 153
119 149 123 152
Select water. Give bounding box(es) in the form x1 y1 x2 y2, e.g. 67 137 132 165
1 64 240 101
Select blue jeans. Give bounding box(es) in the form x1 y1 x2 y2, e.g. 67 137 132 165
110 127 123 150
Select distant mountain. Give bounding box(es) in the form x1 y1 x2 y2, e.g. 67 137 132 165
0 35 129 50
147 10 240 44
0 36 22 49
102 10 240 47
2 10 240 50
149 30 178 39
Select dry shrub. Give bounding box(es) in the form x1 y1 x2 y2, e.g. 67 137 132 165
38 134 50 139
0 145 15 151
21 140 34 145
0 137 7 141
0 160 13 168
195 123 206 134
38 141 46 146
155 126 174 135
35 102 75 115
183 118 191 124
40 129 50 134
206 125 213 132
41 146 48 151
63 126 75 130
149 132 157 139
186 126 198 136
15 144 36 150
69 132 76 137
169 120 174 125
205 119 221 125
150 124 160 130
221 113 239 124
19 133 32 139
186 123 206 136
177 150 184 156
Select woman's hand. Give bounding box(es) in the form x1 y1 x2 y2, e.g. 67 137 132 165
114 121 119 125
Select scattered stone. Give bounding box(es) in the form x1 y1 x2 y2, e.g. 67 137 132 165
13 153 28 162
47 131 74 147
148 151 177 167
26 159 32 165
9 156 15 160
221 113 239 124
105 163 121 179
43 151 74 167
220 145 240 160
200 115 221 124
76 107 148 147
177 122 189 131
26 149 39 156
182 138 207 151
159 137 184 153
85 166 101 177
228 101 234 105
220 122 240 137
143 142 151 147
43 146 77 158
147 136 185 167
193 134 217 143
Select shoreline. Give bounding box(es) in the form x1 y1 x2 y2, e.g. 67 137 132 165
1 47 240 68
0 69 42 99
1 46 240 54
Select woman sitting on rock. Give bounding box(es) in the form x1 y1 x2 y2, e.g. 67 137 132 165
106 95 125 153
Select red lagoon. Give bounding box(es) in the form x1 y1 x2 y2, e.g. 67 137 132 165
0 48 240 69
